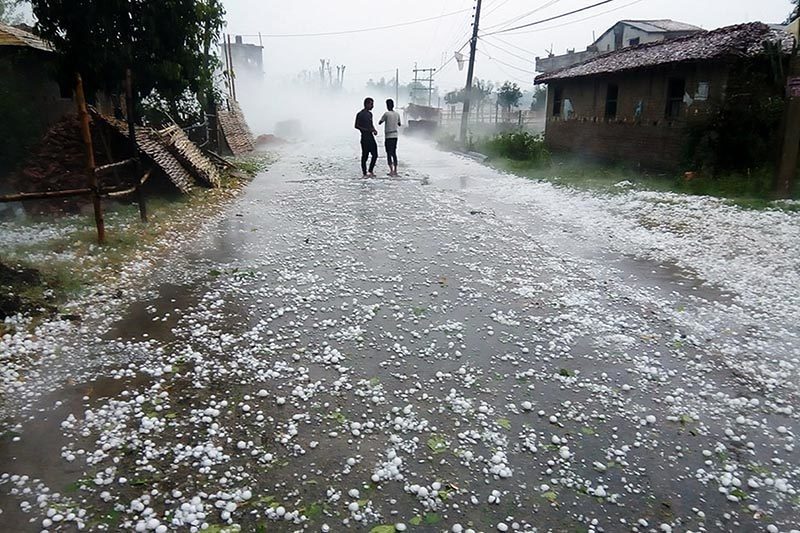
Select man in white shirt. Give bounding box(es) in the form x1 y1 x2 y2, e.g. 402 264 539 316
378 99 402 176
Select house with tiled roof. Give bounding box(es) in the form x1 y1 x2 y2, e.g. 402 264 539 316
533 22 796 169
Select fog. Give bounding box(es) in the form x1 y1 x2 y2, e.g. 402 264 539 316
236 72 410 143
222 0 794 93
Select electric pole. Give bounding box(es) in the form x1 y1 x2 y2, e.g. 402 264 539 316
460 0 483 144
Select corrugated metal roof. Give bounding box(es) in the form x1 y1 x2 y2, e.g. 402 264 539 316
537 22 795 83
0 23 52 51
621 19 704 33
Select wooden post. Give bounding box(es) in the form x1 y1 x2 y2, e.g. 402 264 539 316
777 54 800 198
227 34 237 102
75 73 105 244
126 68 147 222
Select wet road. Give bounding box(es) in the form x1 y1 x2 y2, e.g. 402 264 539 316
1 138 798 532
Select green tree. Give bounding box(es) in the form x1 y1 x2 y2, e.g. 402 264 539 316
31 0 225 122
497 81 522 111
530 85 547 111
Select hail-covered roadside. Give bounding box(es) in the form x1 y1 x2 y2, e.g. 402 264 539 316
1 138 797 533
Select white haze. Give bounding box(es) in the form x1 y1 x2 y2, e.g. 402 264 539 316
236 71 406 141
222 0 794 93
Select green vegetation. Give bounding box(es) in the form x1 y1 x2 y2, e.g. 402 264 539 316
0 155 265 322
32 0 226 125
478 131 550 165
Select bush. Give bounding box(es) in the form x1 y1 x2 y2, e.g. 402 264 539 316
480 131 550 165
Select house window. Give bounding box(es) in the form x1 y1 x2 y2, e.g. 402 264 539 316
605 84 618 118
695 82 709 101
629 37 640 46
552 87 563 117
665 78 685 118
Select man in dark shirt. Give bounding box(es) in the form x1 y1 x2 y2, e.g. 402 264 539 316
354 97 378 177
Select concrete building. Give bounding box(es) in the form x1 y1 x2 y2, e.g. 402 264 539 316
227 35 264 77
534 23 795 169
536 19 704 74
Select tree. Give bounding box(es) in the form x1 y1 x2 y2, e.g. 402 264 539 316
497 81 523 111
444 78 494 110
530 85 547 112
31 0 225 122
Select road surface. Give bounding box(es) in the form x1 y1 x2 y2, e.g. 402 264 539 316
1 137 798 532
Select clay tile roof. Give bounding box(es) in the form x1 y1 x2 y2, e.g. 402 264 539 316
0 23 52 51
536 22 795 83
621 19 704 33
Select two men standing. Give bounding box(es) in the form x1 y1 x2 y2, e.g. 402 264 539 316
354 98 401 178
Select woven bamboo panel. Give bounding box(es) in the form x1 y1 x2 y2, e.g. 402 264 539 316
93 113 194 194
218 101 255 156
158 125 221 188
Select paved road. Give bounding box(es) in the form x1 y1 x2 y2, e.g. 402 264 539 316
1 137 798 532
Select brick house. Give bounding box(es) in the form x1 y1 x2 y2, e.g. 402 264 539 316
534 23 796 170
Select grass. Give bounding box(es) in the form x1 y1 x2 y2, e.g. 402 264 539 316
0 153 274 321
484 152 799 210
441 130 799 210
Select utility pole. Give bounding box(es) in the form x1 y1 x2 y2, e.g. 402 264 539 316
412 66 436 106
777 52 800 197
460 0 483 144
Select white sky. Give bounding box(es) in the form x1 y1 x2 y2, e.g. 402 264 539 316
222 0 794 93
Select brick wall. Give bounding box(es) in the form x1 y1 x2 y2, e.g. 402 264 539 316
545 119 686 169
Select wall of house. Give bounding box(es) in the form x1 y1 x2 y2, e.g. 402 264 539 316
595 25 665 52
542 62 730 169
535 50 599 74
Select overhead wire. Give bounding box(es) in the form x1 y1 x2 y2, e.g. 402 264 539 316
476 48 536 74
237 8 471 38
482 0 562 31
480 36 534 64
484 0 618 36
504 0 645 34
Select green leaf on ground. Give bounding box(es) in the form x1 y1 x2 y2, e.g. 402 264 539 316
542 491 558 503
424 513 442 524
558 368 575 377
369 526 397 533
409 516 423 526
496 418 512 430
427 435 448 454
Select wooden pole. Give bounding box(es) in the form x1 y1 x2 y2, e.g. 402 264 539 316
227 34 237 102
75 73 105 244
460 0 483 143
126 68 147 222
777 54 800 198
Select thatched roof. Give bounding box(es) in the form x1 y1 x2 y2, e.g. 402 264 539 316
218 101 255 156
536 22 795 83
0 23 52 52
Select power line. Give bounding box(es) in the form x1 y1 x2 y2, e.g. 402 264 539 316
483 0 563 31
432 39 472 77
505 0 645 35
483 0 515 18
477 47 536 74
480 36 533 64
484 0 618 36
237 8 471 38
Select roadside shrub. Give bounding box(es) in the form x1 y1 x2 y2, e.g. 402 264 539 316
481 131 550 165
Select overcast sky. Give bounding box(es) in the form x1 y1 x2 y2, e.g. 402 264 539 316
222 0 793 93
